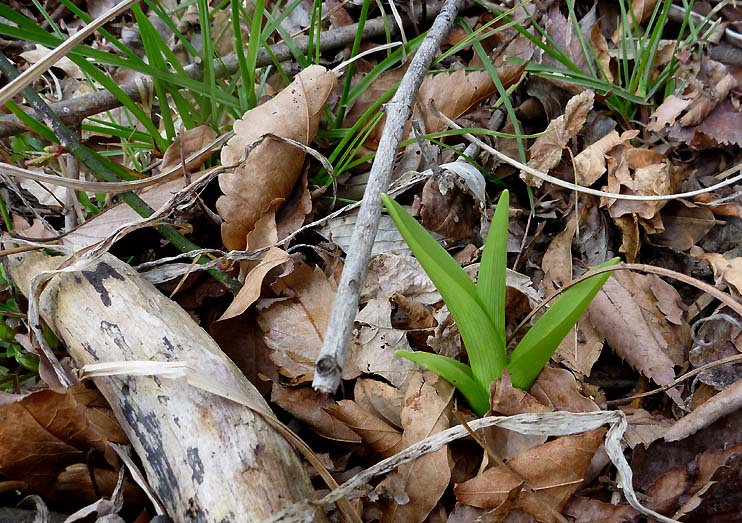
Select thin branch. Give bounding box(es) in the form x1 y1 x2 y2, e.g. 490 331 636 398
0 1 448 138
312 0 463 394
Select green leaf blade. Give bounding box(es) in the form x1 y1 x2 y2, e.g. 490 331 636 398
506 258 620 390
383 194 506 388
477 189 509 352
397 350 490 416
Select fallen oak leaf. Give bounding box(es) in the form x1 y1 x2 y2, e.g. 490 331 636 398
218 65 336 250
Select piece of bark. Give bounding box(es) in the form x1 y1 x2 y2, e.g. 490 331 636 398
7 251 326 523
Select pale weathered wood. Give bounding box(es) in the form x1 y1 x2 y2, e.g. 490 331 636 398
8 251 326 523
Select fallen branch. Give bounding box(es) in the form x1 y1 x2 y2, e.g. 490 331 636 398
312 0 463 394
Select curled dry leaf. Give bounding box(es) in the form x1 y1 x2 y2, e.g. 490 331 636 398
454 428 605 522
270 383 361 443
701 253 742 296
573 129 639 186
521 90 594 187
218 247 290 321
218 65 336 250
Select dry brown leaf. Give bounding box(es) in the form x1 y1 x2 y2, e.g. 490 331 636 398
20 44 84 80
270 383 361 443
348 298 417 388
589 25 612 83
362 253 442 305
647 95 694 132
612 214 641 263
542 216 605 377
416 69 503 135
418 175 478 241
674 451 742 521
542 216 577 295
218 247 290 321
528 367 599 413
644 443 742 517
585 271 689 400
488 373 551 460
257 263 356 384
160 125 218 173
218 65 336 250
573 130 638 186
621 408 674 449
354 378 404 430
651 201 717 251
521 90 594 187
276 171 313 240
382 372 452 523
454 429 604 521
12 215 55 239
701 253 742 296
563 497 639 523
603 146 676 223
0 386 127 498
325 400 403 457
345 40 531 151
553 319 604 379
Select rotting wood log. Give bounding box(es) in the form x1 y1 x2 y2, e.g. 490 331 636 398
7 251 327 523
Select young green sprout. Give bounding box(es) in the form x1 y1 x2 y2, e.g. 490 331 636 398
382 190 618 416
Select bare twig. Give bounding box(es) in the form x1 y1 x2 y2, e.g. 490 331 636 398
312 0 463 394
0 1 448 138
606 353 742 407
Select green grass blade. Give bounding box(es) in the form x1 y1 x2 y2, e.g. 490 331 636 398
397 350 490 416
383 194 506 388
477 190 509 352
506 257 620 390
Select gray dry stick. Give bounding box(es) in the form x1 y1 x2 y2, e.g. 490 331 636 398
312 0 463 394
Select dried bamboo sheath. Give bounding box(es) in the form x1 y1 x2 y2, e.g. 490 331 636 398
8 252 324 523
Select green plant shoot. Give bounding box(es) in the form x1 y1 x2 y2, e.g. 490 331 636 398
382 190 619 416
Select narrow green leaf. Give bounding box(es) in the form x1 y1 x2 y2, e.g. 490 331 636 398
397 350 490 416
506 258 620 390
383 194 506 388
477 189 509 352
